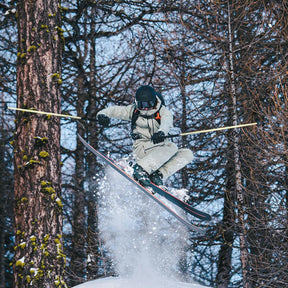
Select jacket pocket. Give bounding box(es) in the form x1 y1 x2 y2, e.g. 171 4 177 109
144 143 164 153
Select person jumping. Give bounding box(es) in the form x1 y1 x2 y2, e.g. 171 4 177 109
97 85 194 187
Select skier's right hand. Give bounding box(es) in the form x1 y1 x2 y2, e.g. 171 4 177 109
97 114 110 127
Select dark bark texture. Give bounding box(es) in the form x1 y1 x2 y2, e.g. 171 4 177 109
13 0 64 287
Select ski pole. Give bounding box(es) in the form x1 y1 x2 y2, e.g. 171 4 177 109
166 122 257 138
7 107 97 121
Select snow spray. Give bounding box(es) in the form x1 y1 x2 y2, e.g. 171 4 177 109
97 159 189 285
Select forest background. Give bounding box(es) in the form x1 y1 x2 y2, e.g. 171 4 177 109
0 0 287 287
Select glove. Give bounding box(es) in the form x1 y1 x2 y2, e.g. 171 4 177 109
97 114 110 127
151 131 165 144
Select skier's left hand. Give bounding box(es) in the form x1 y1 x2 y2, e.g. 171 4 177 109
151 131 165 144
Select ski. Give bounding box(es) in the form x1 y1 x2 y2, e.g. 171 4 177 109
78 134 205 233
149 183 211 221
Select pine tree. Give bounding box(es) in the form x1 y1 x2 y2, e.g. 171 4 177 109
13 0 65 286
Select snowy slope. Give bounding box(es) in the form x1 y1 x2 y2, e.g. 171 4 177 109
73 276 209 288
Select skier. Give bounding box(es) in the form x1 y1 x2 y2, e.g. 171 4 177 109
97 85 194 187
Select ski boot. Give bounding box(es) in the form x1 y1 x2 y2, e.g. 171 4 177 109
149 170 163 186
133 164 150 187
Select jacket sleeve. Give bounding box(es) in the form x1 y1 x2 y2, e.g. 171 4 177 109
158 106 173 135
97 104 135 121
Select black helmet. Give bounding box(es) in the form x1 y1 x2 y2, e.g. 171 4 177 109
135 85 157 110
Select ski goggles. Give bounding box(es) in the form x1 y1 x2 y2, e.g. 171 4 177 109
137 99 156 110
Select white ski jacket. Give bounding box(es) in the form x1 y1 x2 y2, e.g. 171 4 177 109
97 97 194 178
97 98 172 152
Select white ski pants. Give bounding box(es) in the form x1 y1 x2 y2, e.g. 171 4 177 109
134 141 194 179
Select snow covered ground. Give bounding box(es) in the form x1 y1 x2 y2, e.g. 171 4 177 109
73 160 210 288
73 276 208 288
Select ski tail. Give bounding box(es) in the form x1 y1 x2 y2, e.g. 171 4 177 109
149 183 211 221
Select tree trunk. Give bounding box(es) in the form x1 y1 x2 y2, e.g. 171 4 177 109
69 78 86 286
0 137 7 288
227 2 249 287
86 8 100 278
180 75 189 188
13 0 64 287
215 142 236 287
